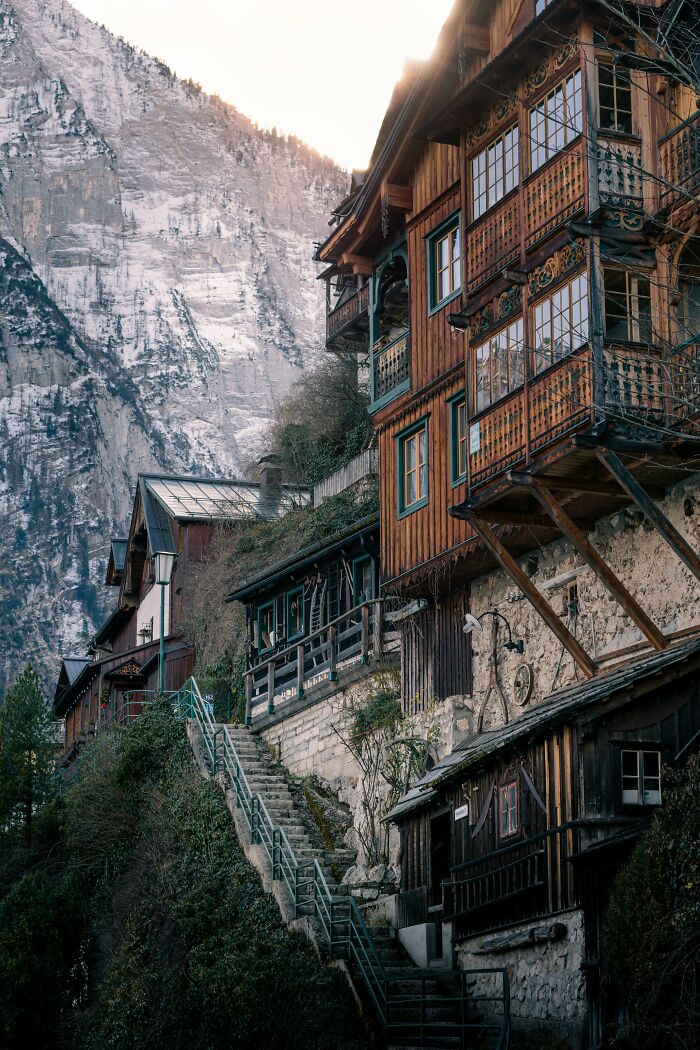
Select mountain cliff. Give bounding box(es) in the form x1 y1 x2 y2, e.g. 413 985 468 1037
0 0 345 694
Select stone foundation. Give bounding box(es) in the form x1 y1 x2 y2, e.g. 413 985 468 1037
456 909 587 1050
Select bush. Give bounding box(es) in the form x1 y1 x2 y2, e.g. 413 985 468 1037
603 754 700 1049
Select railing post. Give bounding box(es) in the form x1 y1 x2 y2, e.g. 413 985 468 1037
372 599 383 661
296 643 305 699
245 671 253 726
272 828 280 881
329 625 338 682
361 605 370 664
251 795 259 844
294 865 300 918
267 661 275 715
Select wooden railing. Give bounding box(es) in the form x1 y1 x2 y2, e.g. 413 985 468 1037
659 111 700 209
313 448 378 506
442 824 577 936
327 283 370 341
373 330 410 402
597 137 644 209
668 339 700 422
245 600 386 722
467 193 520 289
524 137 586 249
602 343 666 423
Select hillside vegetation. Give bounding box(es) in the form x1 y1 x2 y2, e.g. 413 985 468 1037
0 700 368 1050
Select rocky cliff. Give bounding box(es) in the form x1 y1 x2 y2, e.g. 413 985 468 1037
0 0 345 694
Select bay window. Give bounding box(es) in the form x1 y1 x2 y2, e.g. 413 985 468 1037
533 272 589 374
471 125 519 221
598 63 633 134
471 318 525 413
604 269 652 343
530 70 583 172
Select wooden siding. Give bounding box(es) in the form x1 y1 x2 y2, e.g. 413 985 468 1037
401 588 472 713
409 141 460 220
379 379 475 586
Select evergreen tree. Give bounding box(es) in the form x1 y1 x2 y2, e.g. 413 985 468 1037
0 665 55 846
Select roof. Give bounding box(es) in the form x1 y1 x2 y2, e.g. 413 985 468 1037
140 474 308 528
53 657 97 714
105 537 128 585
226 514 379 603
386 636 700 822
90 605 132 649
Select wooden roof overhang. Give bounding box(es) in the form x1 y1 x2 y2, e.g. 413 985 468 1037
417 0 582 146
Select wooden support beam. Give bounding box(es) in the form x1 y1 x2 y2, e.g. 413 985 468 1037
596 447 700 584
465 512 596 679
534 474 666 501
381 181 413 212
339 252 373 276
462 22 490 53
511 473 667 653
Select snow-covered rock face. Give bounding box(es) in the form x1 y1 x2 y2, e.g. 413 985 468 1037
0 0 345 695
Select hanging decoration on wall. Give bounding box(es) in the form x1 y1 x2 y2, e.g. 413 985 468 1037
476 617 510 732
513 662 534 706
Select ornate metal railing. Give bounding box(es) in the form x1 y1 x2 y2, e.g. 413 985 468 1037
327 282 370 341
372 330 410 402
658 111 700 209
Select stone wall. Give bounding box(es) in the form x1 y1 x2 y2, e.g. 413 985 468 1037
457 909 588 1049
466 479 700 731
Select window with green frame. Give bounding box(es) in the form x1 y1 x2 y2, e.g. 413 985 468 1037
257 601 276 652
286 586 304 640
398 419 429 516
352 556 374 605
428 213 461 312
450 394 467 484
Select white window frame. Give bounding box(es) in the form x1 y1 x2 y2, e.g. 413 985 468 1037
471 124 519 221
621 748 662 806
530 70 583 172
532 272 589 375
604 268 653 343
433 223 462 307
499 780 519 839
598 62 633 135
471 317 525 415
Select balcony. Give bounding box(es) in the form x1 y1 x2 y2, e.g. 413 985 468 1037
524 137 586 250
596 137 645 211
371 329 410 408
466 193 520 290
659 112 700 211
326 282 370 350
442 825 576 937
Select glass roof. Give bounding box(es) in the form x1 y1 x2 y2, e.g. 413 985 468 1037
144 477 308 521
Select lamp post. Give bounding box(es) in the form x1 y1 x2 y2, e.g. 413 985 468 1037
153 550 176 694
462 610 524 653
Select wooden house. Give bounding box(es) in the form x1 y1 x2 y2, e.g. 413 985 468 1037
226 515 398 725
316 0 700 705
317 0 700 1044
54 471 307 757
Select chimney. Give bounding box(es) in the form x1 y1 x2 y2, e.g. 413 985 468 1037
258 454 283 504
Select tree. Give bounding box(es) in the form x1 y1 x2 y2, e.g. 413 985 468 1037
603 754 700 1049
0 665 55 846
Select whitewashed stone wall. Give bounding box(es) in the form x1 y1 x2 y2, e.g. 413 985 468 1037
467 479 700 731
457 909 587 1049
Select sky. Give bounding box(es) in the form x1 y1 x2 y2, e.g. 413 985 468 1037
70 0 455 170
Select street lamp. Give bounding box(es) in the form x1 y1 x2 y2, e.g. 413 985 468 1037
153 550 176 693
462 610 524 653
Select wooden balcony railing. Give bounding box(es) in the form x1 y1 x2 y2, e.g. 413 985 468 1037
327 283 370 342
597 137 644 209
659 111 700 209
466 193 519 290
442 824 577 936
602 343 666 423
372 330 410 402
245 600 388 722
668 339 700 422
524 137 586 250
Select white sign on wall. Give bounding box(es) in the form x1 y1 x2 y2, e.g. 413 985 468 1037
469 421 481 455
454 803 470 822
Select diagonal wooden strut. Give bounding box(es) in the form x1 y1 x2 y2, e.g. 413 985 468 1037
596 447 700 585
464 511 596 679
510 472 667 652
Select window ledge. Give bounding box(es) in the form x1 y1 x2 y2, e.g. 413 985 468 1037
429 287 462 317
398 496 429 520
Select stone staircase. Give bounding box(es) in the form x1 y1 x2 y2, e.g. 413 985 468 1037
198 721 508 1050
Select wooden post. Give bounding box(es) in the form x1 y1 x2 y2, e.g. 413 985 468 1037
296 643 305 699
596 446 700 584
511 472 667 651
245 672 253 726
361 605 370 664
329 625 338 682
373 599 384 661
464 511 596 678
267 661 275 715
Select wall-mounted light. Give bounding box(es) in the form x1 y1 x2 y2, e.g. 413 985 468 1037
463 610 524 654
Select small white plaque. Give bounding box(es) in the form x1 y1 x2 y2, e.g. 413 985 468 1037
454 803 470 822
469 421 481 455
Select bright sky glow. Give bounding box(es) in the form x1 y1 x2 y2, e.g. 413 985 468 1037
70 0 455 170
